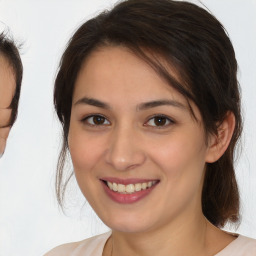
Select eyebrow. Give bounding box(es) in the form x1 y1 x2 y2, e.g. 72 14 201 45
74 97 110 109
74 97 186 111
137 99 187 111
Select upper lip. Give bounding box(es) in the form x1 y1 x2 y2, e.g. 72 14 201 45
100 177 160 185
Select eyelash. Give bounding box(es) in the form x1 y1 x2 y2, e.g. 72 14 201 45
81 114 175 128
144 114 175 128
81 114 110 127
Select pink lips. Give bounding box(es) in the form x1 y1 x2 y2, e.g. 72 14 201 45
101 177 159 204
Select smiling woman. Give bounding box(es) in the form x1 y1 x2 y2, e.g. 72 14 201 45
45 0 256 255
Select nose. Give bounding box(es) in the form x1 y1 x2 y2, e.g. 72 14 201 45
105 126 146 171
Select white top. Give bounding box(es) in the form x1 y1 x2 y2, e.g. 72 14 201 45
44 232 256 256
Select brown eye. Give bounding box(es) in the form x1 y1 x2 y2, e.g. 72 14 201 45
93 116 105 125
154 116 167 126
146 115 173 127
85 115 110 126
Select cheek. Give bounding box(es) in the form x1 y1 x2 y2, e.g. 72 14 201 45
0 109 12 127
68 127 105 200
0 75 16 108
69 135 100 171
0 126 11 139
68 124 108 176
149 131 207 181
149 134 207 214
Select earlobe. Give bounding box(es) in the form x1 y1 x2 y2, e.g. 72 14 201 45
205 111 235 163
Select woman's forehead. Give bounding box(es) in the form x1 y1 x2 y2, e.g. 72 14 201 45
72 45 202 121
74 46 182 100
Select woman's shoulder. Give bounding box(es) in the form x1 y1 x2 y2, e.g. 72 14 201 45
216 235 256 255
44 231 111 256
43 241 80 256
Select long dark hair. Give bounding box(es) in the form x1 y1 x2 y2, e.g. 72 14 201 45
54 0 242 227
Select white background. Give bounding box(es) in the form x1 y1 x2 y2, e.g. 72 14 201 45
0 0 256 255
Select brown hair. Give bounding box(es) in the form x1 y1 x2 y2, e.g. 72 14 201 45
0 31 23 127
54 0 242 227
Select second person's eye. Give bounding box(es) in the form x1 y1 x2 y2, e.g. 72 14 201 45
83 115 110 126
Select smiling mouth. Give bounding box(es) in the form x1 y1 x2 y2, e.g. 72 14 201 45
102 180 159 194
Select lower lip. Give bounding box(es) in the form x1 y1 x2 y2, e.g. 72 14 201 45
102 182 158 204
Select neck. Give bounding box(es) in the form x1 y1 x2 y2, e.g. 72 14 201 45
110 213 210 256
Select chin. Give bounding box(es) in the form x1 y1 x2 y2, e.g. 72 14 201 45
101 212 155 234
109 223 150 233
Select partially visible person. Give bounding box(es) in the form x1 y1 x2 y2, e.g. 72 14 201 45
0 31 23 157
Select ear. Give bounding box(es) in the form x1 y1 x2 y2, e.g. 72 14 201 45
205 111 235 163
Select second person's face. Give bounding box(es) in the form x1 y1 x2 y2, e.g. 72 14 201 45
0 56 15 155
68 46 213 234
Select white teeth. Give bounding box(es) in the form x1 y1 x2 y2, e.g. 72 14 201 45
126 184 135 193
107 181 113 190
113 183 118 192
142 182 147 190
106 181 157 194
117 184 126 193
135 183 142 191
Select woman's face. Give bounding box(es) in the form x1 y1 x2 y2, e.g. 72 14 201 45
69 46 214 233
0 56 15 155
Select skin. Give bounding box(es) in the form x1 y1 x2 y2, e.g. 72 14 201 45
68 46 236 256
0 55 15 156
